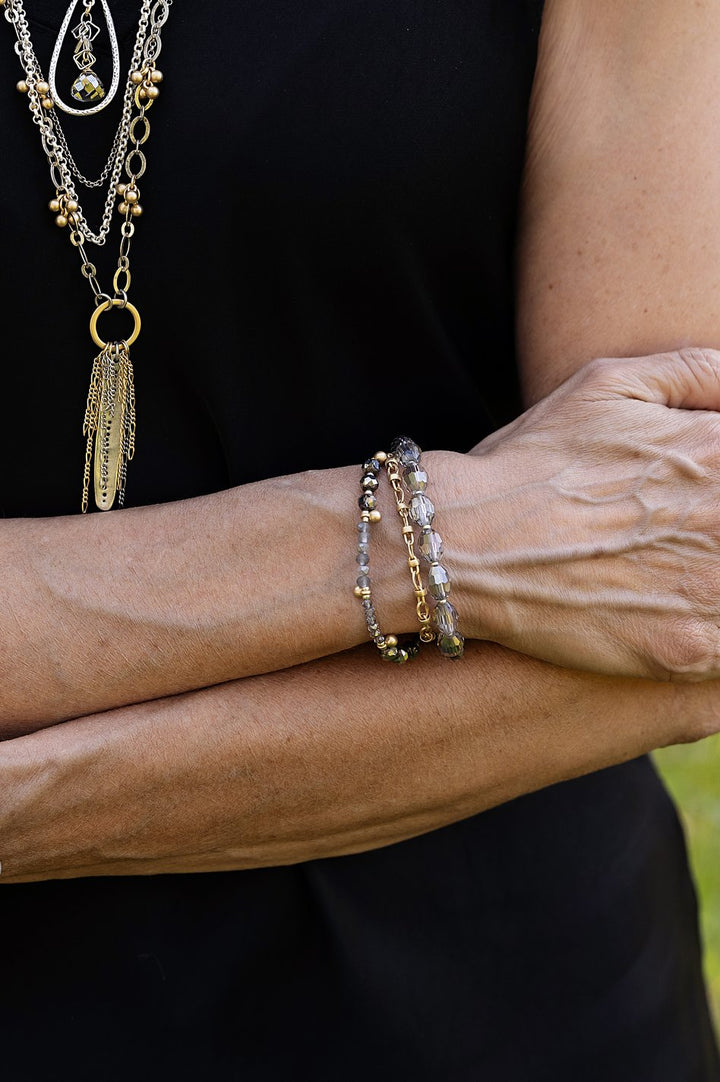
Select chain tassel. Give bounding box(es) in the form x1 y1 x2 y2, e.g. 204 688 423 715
82 341 135 512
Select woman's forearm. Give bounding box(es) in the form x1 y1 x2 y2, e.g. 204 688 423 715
0 462 426 730
9 347 720 740
0 638 713 883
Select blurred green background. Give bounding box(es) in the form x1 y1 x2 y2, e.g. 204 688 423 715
655 734 720 1031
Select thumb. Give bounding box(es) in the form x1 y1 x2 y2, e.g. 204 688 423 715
581 348 720 411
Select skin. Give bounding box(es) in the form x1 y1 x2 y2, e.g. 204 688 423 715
2 0 720 882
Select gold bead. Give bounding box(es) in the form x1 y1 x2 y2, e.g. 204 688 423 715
138 87 148 99
130 70 143 84
16 80 28 94
41 97 54 109
353 586 364 598
368 510 382 523
146 85 160 99
55 214 68 228
36 80 49 95
130 203 143 217
385 635 398 648
124 188 139 204
374 451 388 463
66 199 78 213
150 69 163 83
48 198 61 213
117 201 129 214
115 184 126 197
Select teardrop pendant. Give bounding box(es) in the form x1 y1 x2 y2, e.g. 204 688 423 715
48 0 120 117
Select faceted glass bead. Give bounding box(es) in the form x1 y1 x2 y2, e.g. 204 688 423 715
359 492 377 512
409 493 435 527
361 474 379 492
356 552 369 565
356 575 371 589
403 467 428 493
390 436 422 467
428 563 451 600
437 632 465 659
71 71 105 102
418 528 443 563
433 600 458 636
362 458 381 474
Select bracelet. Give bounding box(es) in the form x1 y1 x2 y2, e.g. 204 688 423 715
384 453 435 645
389 437 465 660
354 452 422 664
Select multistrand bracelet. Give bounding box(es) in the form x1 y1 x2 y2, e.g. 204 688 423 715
354 437 465 663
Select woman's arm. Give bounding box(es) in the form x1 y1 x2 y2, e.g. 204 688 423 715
518 0 720 398
9 348 720 737
1 638 714 883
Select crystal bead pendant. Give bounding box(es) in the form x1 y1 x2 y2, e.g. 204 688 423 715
71 71 105 102
48 0 120 117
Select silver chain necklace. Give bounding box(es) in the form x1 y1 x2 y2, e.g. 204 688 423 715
2 0 174 511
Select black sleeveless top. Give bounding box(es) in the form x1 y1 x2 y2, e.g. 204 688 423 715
1 4 718 1079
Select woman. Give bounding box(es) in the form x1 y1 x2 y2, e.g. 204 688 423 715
1 0 718 1078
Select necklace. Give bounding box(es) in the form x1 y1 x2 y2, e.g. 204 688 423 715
1 0 173 511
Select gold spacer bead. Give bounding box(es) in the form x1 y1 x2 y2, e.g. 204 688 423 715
368 510 382 523
401 525 414 536
146 85 160 99
353 586 364 598
150 69 163 83
117 201 129 214
374 451 388 463
115 182 127 196
36 80 49 95
130 70 144 84
385 635 398 648
55 214 68 228
41 97 54 109
408 557 420 569
130 203 143 217
48 198 61 213
124 188 139 204
66 199 78 213
16 80 28 93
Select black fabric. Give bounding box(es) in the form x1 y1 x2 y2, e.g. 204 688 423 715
1 3 718 1079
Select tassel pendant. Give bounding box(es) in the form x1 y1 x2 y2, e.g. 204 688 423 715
83 299 141 512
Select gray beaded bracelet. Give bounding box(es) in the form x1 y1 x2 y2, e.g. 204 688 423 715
389 436 465 659
354 451 422 664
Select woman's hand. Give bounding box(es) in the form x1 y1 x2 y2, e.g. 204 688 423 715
443 347 720 681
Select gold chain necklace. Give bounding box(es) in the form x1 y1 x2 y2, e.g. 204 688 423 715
1 0 173 511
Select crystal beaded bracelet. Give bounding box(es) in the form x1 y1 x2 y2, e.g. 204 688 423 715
389 436 465 660
354 452 422 664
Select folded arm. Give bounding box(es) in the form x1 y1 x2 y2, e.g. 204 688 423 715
2 637 714 883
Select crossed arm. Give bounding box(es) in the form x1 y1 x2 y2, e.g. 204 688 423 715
3 0 720 882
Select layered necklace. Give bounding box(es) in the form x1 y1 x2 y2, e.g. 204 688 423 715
1 0 173 511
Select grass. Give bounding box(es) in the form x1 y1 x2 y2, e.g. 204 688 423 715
654 734 720 1033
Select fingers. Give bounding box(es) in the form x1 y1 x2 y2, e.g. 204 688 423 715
579 348 720 411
